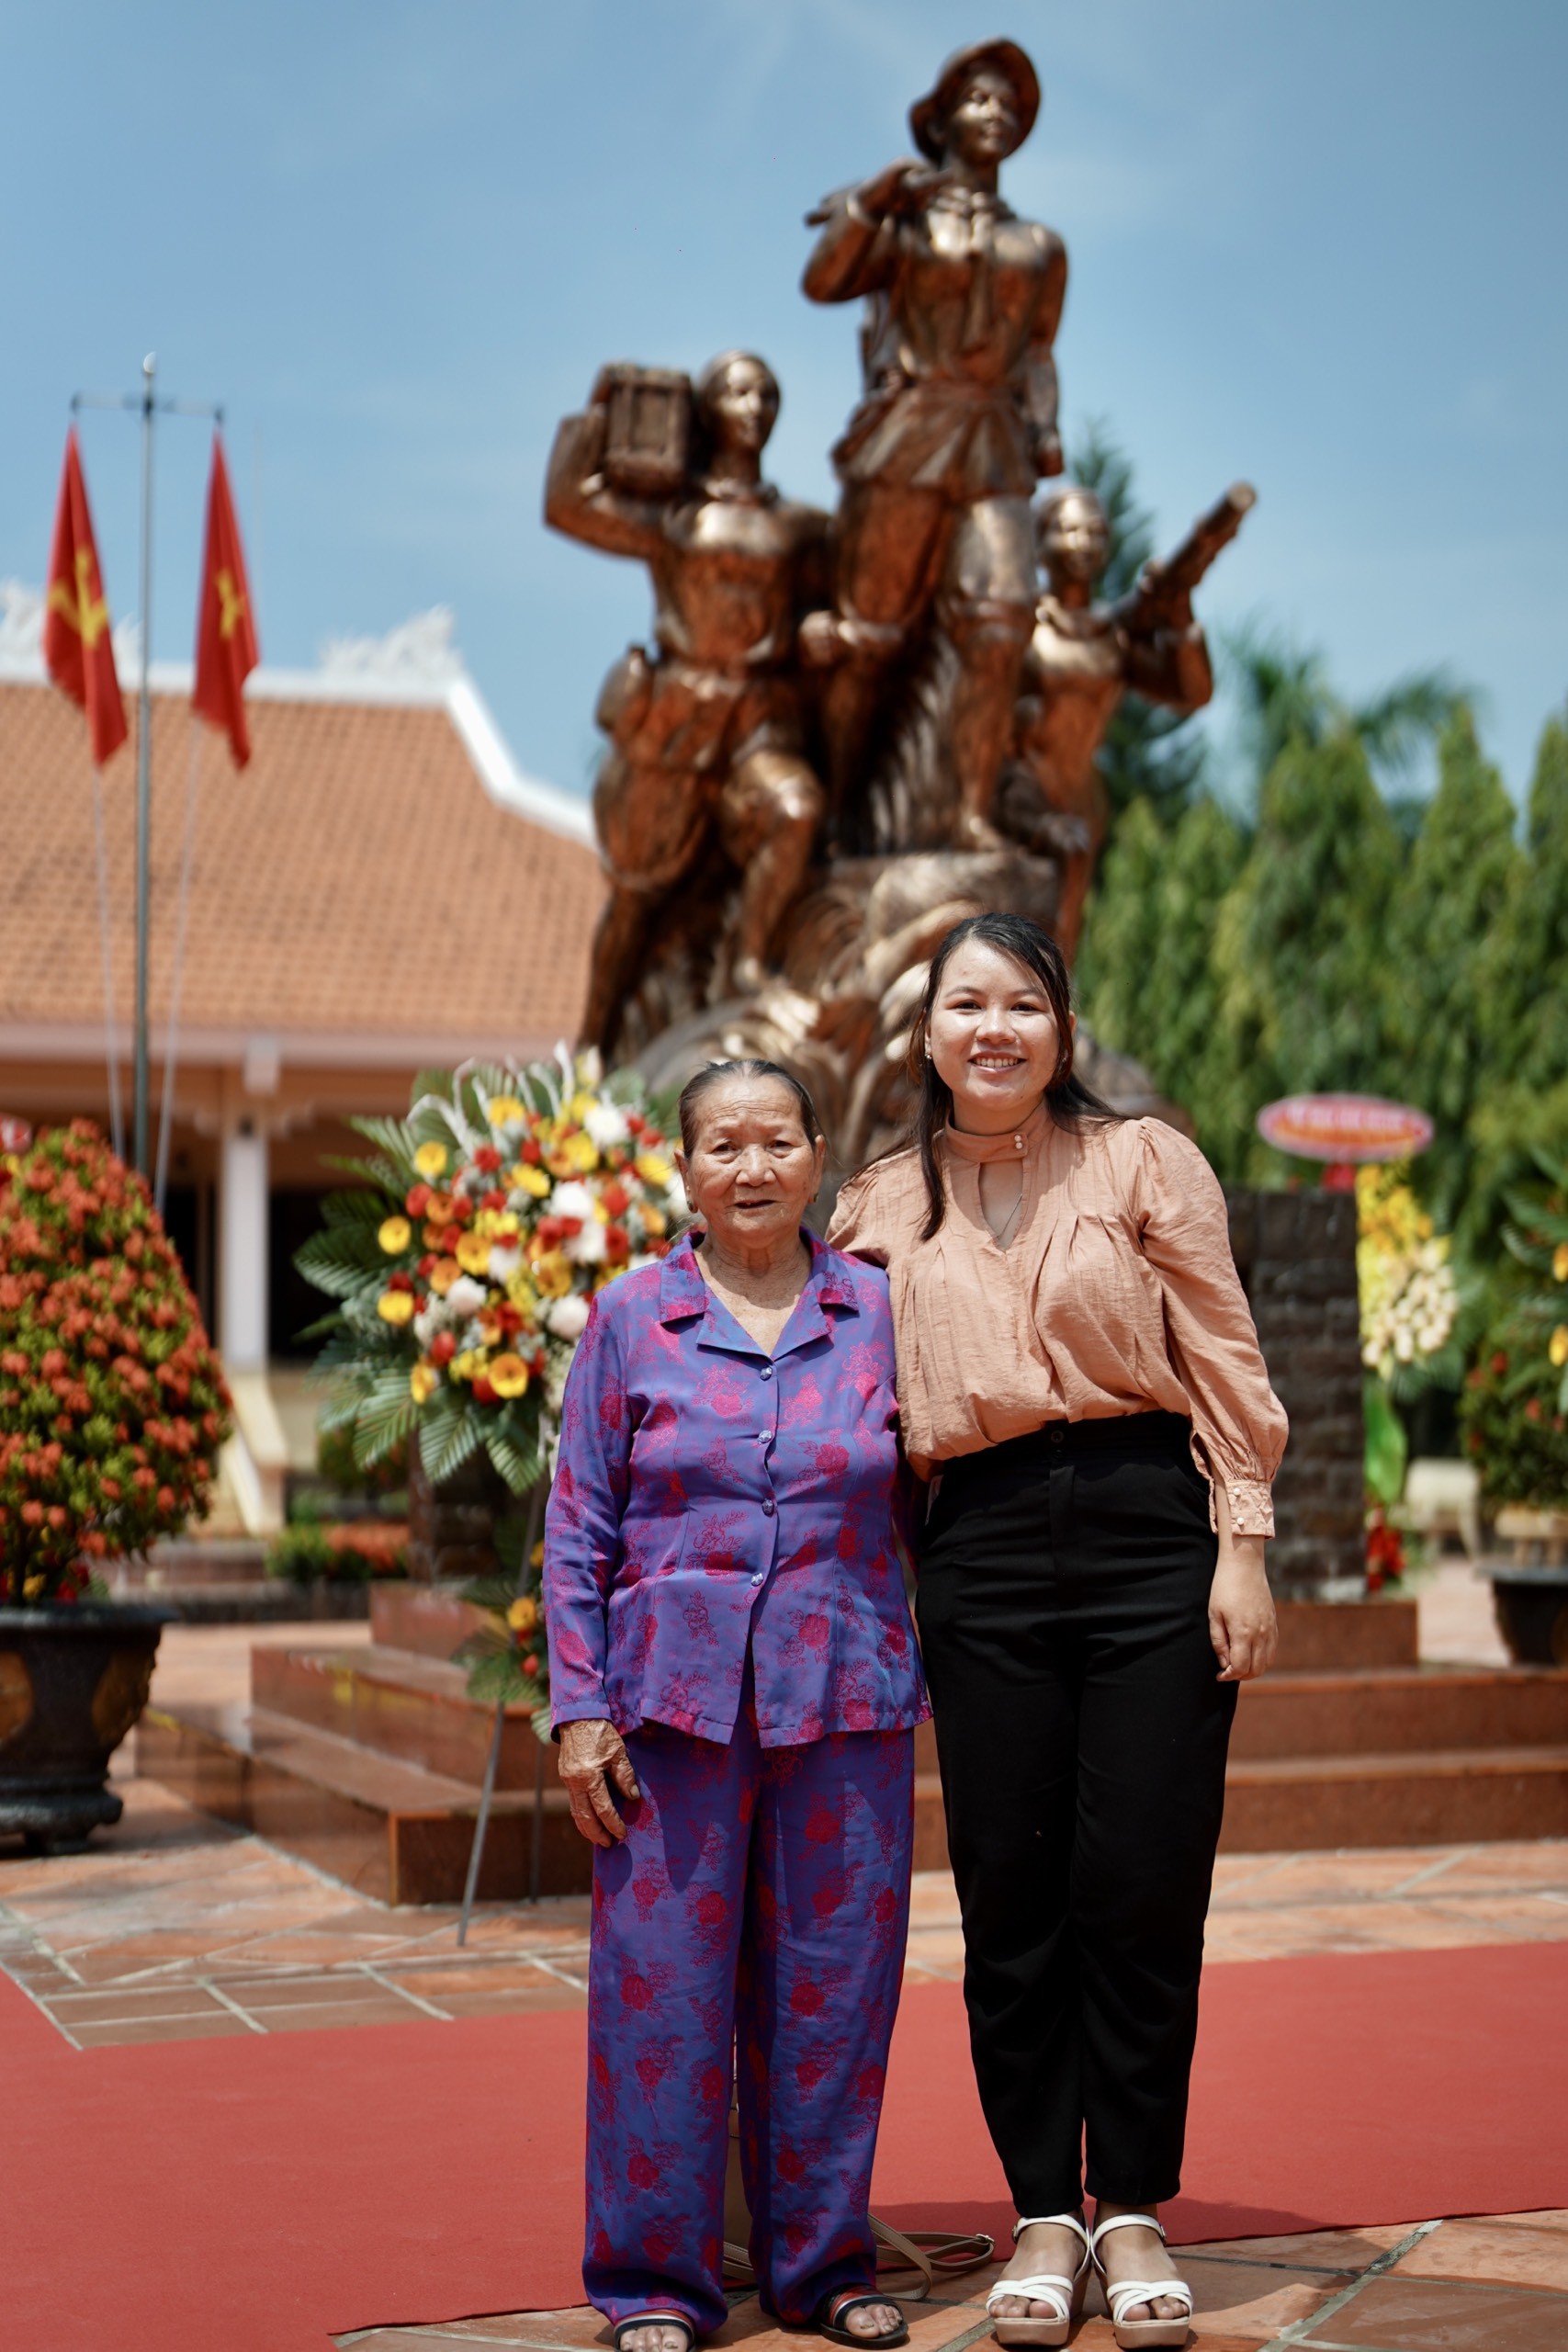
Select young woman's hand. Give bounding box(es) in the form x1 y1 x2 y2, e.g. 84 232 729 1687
559 1718 641 1845
1208 1537 1278 1682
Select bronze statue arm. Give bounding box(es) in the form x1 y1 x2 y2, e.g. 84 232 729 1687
802 159 936 303
1121 617 1214 714
1020 232 1068 476
543 407 665 560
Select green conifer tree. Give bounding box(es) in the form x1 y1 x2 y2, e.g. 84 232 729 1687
1383 711 1523 1227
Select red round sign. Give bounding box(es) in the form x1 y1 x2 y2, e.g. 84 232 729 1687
1256 1093 1433 1164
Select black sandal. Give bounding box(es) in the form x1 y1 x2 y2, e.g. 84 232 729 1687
815 2291 909 2348
613 2316 694 2352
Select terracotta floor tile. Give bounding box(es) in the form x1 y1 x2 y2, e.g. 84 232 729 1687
68 2010 255 2047
417 1986 590 2018
1396 2216 1568 2291
1420 1843 1568 1894
384 1961 576 1996
244 1996 434 2032
214 1971 400 2007
1306 2272 1568 2347
45 1984 231 2023
1176 2225 1411 2268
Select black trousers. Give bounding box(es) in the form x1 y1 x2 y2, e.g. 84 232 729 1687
917 1413 1235 2211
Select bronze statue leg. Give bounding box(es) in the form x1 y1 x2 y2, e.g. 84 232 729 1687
717 747 826 996
581 750 712 1052
821 482 951 819
941 496 1036 850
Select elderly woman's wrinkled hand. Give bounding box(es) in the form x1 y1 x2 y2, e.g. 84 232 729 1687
559 1717 641 1847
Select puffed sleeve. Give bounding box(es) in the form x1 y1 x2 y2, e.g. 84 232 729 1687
543 1293 631 1729
826 1166 890 1265
1131 1123 1289 1538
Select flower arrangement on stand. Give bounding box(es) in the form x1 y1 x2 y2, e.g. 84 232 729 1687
1459 1146 1568 1510
297 1049 684 1711
0 1121 230 1591
1356 1163 1462 1586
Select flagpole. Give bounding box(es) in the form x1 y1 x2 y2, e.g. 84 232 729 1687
133 353 156 1179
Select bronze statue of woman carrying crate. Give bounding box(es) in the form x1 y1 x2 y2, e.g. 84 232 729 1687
545 353 829 1056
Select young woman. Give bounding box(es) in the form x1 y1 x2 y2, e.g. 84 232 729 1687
546 1060 926 2352
829 914 1287 2350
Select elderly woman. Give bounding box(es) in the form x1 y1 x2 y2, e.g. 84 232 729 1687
829 913 1288 2351
545 1058 927 2352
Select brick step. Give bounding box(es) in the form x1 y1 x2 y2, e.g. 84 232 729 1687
1231 1665 1568 1758
136 1702 590 1905
252 1642 558 1790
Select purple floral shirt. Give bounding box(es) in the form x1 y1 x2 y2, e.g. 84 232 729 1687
544 1227 929 1748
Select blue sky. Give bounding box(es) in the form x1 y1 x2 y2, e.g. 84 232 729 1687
2 1 1564 803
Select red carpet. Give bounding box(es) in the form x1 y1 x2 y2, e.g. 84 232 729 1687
6 1941 1567 2351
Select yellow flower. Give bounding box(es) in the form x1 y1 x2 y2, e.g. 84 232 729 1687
568 1091 596 1125
410 1362 438 1403
635 1152 672 1187
377 1289 415 1326
474 1208 520 1242
378 1215 412 1255
1551 1327 1568 1369
456 1231 492 1276
531 1539 545 1568
487 1096 525 1128
505 1266 538 1315
511 1163 551 1198
414 1140 448 1180
449 1348 485 1384
429 1256 461 1296
489 1352 530 1398
641 1204 667 1238
1554 1243 1568 1283
507 1594 539 1634
23 1574 44 1600
533 1249 573 1298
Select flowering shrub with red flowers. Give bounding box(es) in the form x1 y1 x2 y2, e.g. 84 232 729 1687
0 1122 231 1597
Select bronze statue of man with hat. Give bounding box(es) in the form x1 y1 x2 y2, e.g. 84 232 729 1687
802 39 1066 854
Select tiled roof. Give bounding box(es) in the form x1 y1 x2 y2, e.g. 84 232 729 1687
0 681 604 1058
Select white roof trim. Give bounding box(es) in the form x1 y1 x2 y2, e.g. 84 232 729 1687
0 1021 574 1069
0 653 594 846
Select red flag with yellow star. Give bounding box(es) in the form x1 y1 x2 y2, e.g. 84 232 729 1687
42 426 129 765
192 432 259 766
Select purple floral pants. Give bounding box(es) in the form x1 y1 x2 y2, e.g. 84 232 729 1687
582 1690 915 2335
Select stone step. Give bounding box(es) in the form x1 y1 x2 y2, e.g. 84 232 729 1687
370 1585 1424 1673
1219 1744 1568 1850
251 1642 558 1789
135 1702 590 1905
910 1743 1568 1867
1231 1664 1568 1758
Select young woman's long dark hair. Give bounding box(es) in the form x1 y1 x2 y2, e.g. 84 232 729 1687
905 911 1119 1239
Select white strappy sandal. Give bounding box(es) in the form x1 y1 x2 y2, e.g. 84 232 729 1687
985 2212 1091 2347
1089 2212 1193 2348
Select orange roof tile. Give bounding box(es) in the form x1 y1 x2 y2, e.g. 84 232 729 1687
0 681 604 1063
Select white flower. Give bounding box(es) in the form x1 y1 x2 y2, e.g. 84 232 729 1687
551 1181 597 1223
545 1294 592 1340
489 1245 523 1285
414 1298 456 1349
565 1217 607 1265
584 1102 631 1150
446 1274 488 1317
664 1170 689 1216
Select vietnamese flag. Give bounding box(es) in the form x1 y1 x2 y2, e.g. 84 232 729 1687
42 426 129 765
192 432 259 765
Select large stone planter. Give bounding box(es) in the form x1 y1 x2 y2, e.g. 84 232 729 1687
0 1601 173 1853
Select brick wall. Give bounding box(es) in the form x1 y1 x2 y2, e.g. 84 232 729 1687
1226 1189 1366 1600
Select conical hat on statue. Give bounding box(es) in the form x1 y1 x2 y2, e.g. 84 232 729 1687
908 39 1040 164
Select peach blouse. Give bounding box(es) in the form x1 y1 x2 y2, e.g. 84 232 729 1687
827 1104 1288 1537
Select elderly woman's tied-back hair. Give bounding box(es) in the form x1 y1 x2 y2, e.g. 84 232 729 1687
677 1057 823 1157
905 911 1118 1238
